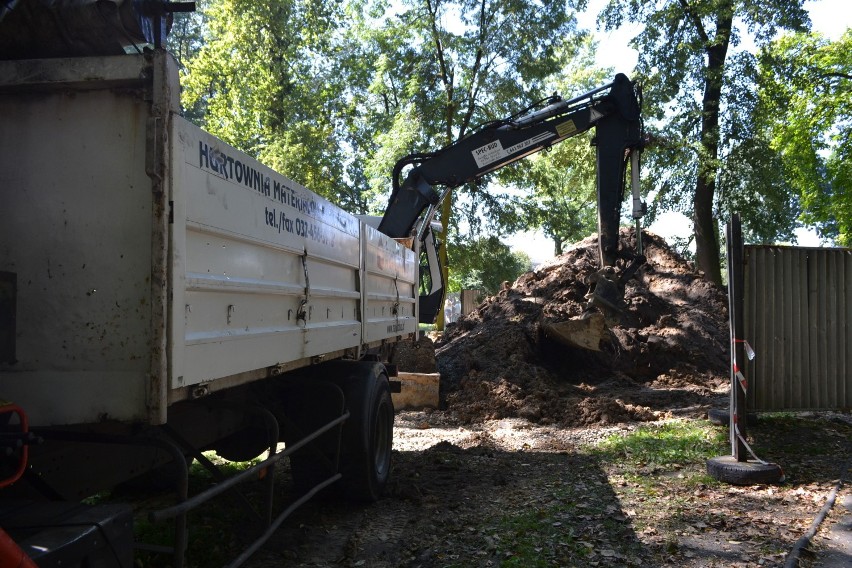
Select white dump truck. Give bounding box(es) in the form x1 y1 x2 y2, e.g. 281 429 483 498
0 47 417 567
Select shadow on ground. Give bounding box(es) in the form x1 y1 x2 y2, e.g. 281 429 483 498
249 444 650 567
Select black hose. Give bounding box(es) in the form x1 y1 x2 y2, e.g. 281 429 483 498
784 446 851 567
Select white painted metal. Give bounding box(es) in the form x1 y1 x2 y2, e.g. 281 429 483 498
362 224 417 345
0 56 158 426
0 52 416 427
171 120 366 388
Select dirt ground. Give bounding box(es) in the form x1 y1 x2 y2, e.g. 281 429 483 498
236 231 850 568
240 409 851 568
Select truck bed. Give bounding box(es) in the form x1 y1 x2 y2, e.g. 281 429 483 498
0 52 417 428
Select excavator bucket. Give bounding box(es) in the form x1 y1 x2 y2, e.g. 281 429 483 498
542 264 632 352
544 311 608 351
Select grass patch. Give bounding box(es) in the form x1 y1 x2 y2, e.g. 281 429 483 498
496 506 585 567
467 422 731 567
132 452 268 567
591 420 728 469
471 457 649 567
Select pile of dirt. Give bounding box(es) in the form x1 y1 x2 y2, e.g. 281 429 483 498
435 229 730 427
389 335 438 373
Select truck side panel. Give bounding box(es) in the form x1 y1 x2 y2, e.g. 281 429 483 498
0 67 155 426
0 53 417 428
170 120 364 391
362 225 418 345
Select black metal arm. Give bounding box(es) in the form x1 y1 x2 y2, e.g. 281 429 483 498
378 73 641 248
377 73 643 323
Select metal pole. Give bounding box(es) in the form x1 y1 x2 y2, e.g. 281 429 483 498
149 411 349 522
727 213 748 460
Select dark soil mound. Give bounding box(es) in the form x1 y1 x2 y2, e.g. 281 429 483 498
389 336 438 373
435 229 729 426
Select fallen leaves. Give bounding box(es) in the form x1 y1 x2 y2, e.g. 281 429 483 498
237 413 852 568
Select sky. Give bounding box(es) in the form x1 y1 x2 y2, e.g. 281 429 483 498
507 0 850 264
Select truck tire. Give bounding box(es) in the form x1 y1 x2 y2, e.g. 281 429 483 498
337 362 394 502
707 408 728 426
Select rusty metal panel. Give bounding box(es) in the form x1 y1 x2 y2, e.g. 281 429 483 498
744 246 852 410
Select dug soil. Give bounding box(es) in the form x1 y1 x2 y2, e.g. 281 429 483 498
433 229 729 426
235 230 849 568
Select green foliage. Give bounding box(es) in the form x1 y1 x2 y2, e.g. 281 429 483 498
756 30 852 246
600 0 810 282
497 38 608 255
503 135 598 255
357 0 586 220
350 0 589 329
447 236 532 294
166 2 206 69
178 0 367 210
175 0 592 239
169 0 839 279
493 507 585 567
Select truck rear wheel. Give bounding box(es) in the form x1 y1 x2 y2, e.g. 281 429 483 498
337 362 394 502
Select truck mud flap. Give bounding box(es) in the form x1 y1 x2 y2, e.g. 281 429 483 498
0 502 134 567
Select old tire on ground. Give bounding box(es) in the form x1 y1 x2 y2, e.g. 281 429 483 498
337 361 394 502
707 408 729 425
706 455 784 485
707 408 759 427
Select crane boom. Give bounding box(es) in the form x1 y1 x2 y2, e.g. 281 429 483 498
377 73 645 328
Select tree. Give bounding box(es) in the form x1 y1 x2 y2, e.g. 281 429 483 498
756 30 852 246
178 0 368 210
166 2 206 70
497 37 608 256
447 236 532 294
600 0 810 284
358 0 585 327
173 0 593 327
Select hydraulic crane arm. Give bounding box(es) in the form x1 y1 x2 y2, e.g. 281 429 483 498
377 73 645 326
378 74 641 260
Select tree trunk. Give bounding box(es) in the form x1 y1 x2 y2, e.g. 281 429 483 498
694 173 721 284
693 7 732 286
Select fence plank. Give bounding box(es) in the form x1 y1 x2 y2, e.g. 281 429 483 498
744 246 851 411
